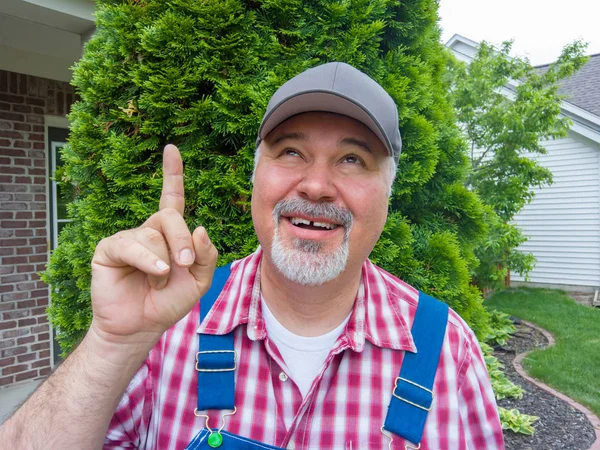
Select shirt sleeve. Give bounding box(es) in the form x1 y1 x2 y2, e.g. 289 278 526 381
103 356 154 449
458 333 505 449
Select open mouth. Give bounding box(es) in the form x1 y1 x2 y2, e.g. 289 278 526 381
287 217 341 231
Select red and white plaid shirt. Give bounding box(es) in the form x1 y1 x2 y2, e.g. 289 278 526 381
105 249 504 449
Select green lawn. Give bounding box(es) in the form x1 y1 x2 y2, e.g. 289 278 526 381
485 288 600 416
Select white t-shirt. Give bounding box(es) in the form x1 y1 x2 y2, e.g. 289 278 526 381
261 297 350 400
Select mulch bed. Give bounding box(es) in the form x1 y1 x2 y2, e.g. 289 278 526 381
494 319 596 449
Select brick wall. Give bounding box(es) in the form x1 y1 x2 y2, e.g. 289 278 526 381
0 70 76 389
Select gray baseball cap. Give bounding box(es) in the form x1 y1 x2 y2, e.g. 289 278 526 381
257 62 402 163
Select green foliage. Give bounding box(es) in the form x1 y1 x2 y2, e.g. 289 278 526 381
483 335 539 435
481 342 524 400
474 208 536 290
45 0 491 353
481 310 543 435
447 40 588 290
499 407 539 435
485 310 515 347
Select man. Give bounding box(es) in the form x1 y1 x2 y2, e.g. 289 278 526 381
0 62 504 449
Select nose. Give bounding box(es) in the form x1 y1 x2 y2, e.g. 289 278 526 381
296 161 337 203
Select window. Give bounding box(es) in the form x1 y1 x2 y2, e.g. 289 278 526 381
48 126 70 365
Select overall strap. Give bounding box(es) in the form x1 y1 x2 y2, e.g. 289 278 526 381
196 263 235 411
383 291 449 446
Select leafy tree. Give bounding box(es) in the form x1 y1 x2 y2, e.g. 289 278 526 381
447 41 588 290
45 0 490 354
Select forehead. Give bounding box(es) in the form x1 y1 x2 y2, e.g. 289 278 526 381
265 112 388 154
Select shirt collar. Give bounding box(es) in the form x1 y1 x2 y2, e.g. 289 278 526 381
197 249 416 353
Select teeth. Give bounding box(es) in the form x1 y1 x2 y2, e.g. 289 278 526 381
313 221 335 230
289 217 337 230
290 217 311 226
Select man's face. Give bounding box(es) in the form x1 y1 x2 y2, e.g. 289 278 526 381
252 112 392 285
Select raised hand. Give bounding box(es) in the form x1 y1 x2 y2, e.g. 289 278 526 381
90 144 218 345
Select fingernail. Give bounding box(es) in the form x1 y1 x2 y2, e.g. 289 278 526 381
200 227 209 245
180 248 194 265
156 260 169 271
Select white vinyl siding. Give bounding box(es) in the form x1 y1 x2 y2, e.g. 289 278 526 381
511 133 600 287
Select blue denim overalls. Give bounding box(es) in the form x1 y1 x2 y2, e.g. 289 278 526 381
186 265 448 450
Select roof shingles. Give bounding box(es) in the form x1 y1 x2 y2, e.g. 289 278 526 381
537 54 600 117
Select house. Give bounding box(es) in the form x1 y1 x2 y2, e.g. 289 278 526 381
447 35 600 298
0 0 95 414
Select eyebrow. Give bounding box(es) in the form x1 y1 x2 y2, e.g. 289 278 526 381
272 132 308 145
340 137 373 154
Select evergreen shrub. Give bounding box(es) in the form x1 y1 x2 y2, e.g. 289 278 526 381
45 0 490 354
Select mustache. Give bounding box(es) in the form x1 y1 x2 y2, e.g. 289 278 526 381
272 198 353 229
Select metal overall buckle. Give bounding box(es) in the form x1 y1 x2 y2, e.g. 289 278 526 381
393 377 434 411
379 376 432 449
194 407 237 448
380 426 421 450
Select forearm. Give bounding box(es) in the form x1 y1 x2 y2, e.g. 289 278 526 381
0 327 157 450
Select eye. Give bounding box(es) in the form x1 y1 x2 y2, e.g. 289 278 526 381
342 154 364 165
278 147 303 159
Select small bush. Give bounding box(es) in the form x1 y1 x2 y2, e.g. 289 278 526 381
499 408 539 435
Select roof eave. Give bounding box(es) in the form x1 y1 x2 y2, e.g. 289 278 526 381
446 36 600 143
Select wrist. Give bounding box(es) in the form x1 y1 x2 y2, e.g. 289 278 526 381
84 323 162 369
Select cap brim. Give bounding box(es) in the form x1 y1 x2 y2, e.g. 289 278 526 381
258 91 393 157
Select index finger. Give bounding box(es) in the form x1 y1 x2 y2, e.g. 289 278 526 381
159 144 185 215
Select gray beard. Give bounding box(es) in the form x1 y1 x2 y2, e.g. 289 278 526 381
269 199 353 286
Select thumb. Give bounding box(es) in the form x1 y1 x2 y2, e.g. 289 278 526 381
189 226 218 294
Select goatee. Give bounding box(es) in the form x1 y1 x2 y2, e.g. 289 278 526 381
270 198 353 286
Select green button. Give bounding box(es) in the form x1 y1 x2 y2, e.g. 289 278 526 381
208 432 223 448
